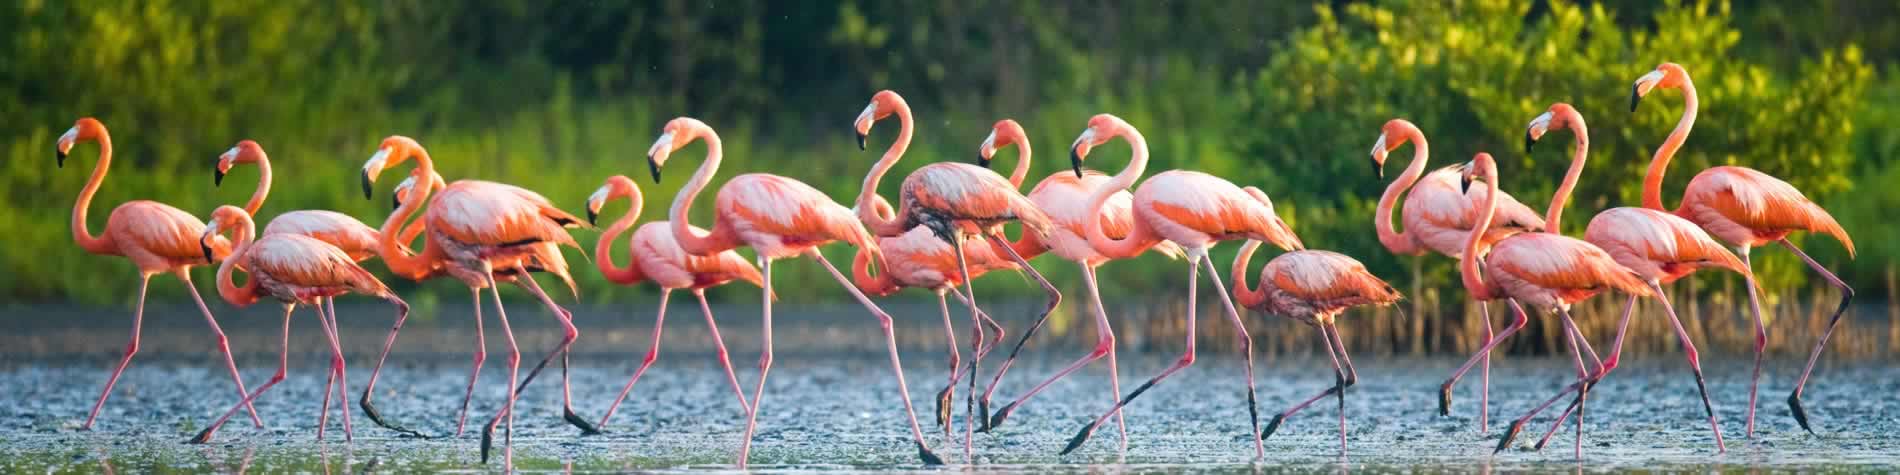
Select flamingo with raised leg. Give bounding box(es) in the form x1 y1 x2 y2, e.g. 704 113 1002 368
1055 114 1304 457
584 175 759 429
1631 62 1856 436
1369 119 1546 431
646 117 943 467
1233 240 1401 456
187 206 408 444
54 117 263 431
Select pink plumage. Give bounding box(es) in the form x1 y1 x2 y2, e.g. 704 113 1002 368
1373 119 1544 258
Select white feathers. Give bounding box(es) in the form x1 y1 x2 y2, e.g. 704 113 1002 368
647 131 675 164
978 129 999 159
1526 111 1553 140
1370 132 1387 158
587 185 611 210
364 148 390 176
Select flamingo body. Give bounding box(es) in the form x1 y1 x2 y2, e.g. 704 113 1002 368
1403 167 1545 256
1584 207 1745 283
1674 166 1853 252
712 173 875 259
1235 247 1400 325
1130 170 1299 250
1479 232 1648 309
262 210 380 262
101 201 234 267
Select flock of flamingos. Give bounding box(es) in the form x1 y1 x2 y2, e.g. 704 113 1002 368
50 62 1857 467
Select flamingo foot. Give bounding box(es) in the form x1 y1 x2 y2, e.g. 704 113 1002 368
480 424 495 464
1494 420 1525 454
359 395 428 438
1439 383 1454 417
564 408 603 436
1262 414 1287 440
187 427 216 445
976 398 993 431
1059 421 1100 455
983 401 1020 433
1789 392 1814 434
934 386 954 430
916 442 944 466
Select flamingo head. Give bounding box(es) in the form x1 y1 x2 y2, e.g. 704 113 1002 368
390 170 445 211
55 118 103 168
1372 119 1420 180
1524 103 1581 154
586 175 636 226
648 117 708 183
853 90 906 151
1631 62 1689 112
1070 114 1126 178
1460 153 1497 193
200 205 251 263
364 135 423 199
978 119 1026 169
215 140 266 187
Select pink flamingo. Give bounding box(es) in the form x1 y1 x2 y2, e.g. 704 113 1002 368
214 139 384 435
977 120 1189 453
1631 62 1856 436
1370 119 1546 430
359 136 593 466
1448 152 1652 458
1518 102 1745 452
187 206 408 444
585 175 760 429
55 118 263 431
1233 240 1401 456
1056 114 1304 457
647 117 943 466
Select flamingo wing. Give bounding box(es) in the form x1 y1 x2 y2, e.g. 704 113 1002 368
263 210 380 259
1489 234 1650 298
904 163 1050 236
427 181 582 250
1266 251 1400 305
110 201 228 262
1682 166 1853 255
1583 207 1746 280
1138 171 1288 242
718 174 875 252
249 234 386 293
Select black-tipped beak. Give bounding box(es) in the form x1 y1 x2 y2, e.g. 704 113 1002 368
360 170 374 199
647 156 662 183
1069 146 1084 178
856 132 868 151
1630 85 1642 112
1461 174 1474 193
214 169 226 187
586 208 599 226
1372 158 1383 180
1524 133 1538 155
56 150 67 168
978 154 993 169
391 194 402 211
201 241 215 264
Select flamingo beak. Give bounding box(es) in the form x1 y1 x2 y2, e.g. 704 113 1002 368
1069 146 1084 178
854 103 876 151
587 208 598 226
200 225 219 263
1524 132 1538 155
646 132 673 183
1629 84 1642 112
56 150 66 168
391 193 402 211
977 130 998 169
362 148 390 199
856 131 868 151
1630 70 1664 112
361 169 374 199
647 158 662 183
1373 157 1383 179
56 128 77 168
214 168 226 187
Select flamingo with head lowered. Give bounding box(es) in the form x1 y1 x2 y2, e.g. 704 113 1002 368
1631 62 1855 436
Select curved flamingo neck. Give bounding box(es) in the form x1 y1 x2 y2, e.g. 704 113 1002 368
72 130 115 255
671 127 734 256
857 104 915 237
242 156 273 216
1083 126 1155 259
595 190 647 285
851 246 898 295
1546 111 1589 232
1375 128 1428 255
1461 164 1501 301
215 216 260 306
1006 138 1033 189
1232 240 1268 308
378 177 434 280
1642 80 1697 211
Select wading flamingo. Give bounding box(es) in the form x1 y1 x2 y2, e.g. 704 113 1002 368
1370 119 1545 431
214 139 383 434
1518 102 1743 452
359 136 593 466
647 117 943 467
1232 240 1401 456
854 92 1059 457
187 206 408 444
585 175 759 429
1631 62 1855 436
1055 114 1304 457
55 118 262 431
1449 153 1652 458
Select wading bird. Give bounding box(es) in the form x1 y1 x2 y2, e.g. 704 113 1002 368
1450 153 1651 458
1055 114 1304 457
55 118 262 431
187 206 408 444
585 175 759 429
647 117 943 467
1233 239 1401 456
1631 62 1855 436
1370 119 1546 431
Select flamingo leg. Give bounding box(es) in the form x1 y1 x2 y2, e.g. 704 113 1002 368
316 298 338 441
983 262 1117 436
319 299 354 441
1440 299 1531 419
1479 300 1493 433
478 271 520 467
1738 247 1768 437
1536 293 1638 451
507 273 598 435
83 274 151 430
1494 309 1591 455
1653 280 1727 452
949 233 981 461
1263 320 1347 443
1778 238 1855 435
360 291 422 438
972 232 1061 426
1328 321 1358 457
182 272 266 428
190 304 295 443
693 289 751 415
456 287 486 437
598 289 672 429
735 256 773 469
809 249 945 465
932 291 961 436
1199 252 1263 458
1060 250 1205 456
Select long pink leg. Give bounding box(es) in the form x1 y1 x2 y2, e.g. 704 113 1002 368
1536 294 1638 450
320 300 354 440
1201 252 1263 458
83 274 152 430
1494 309 1592 455
1329 322 1358 457
983 263 1121 438
948 288 1006 361
1737 246 1768 437
809 250 945 465
1263 322 1348 443
1059 251 1205 456
1478 300 1493 433
598 289 673 429
693 290 751 414
1779 238 1855 435
973 233 1062 428
1440 299 1531 418
735 256 773 468
182 272 265 428
189 305 295 443
931 292 962 436
316 299 338 440
478 271 520 467
949 234 981 461
456 287 486 437
506 273 597 434
359 292 421 438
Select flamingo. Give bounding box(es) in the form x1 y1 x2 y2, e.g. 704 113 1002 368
1630 62 1856 436
976 120 1189 452
853 91 1059 456
1447 152 1652 457
1232 240 1401 456
1055 114 1304 457
359 136 594 466
646 117 943 467
584 175 760 429
1518 102 1744 452
1369 119 1546 431
213 139 384 435
186 206 408 444
54 118 263 431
